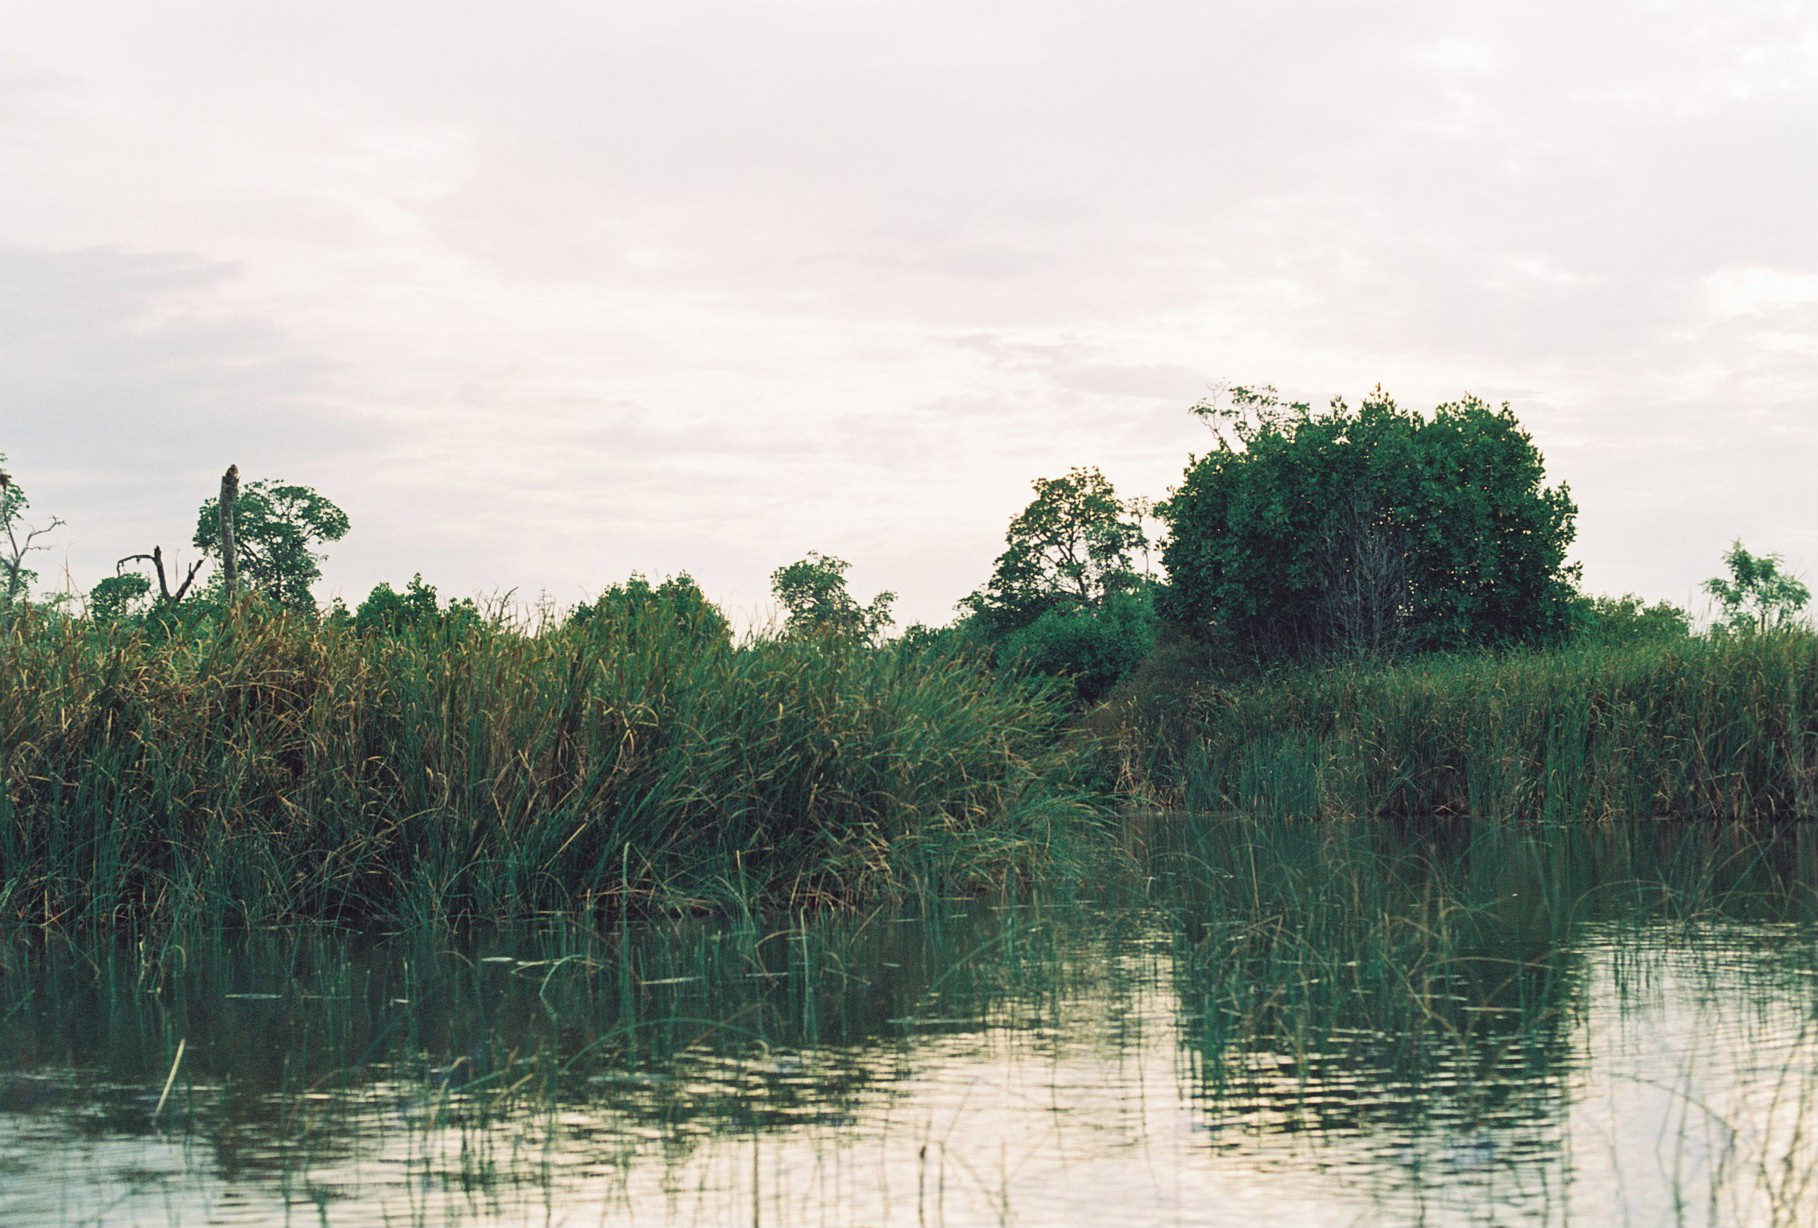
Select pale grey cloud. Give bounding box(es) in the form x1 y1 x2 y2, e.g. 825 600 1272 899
1 0 1812 624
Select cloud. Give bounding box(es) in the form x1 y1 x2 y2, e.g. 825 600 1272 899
1 0 1812 623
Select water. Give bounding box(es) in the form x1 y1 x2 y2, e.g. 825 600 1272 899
1 819 1813 1227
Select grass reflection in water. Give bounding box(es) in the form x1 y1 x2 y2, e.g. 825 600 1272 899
0 817 1812 1227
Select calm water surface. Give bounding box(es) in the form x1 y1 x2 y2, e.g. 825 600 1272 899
1 819 1813 1227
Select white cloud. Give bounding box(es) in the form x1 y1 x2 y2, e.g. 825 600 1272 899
1 0 1813 623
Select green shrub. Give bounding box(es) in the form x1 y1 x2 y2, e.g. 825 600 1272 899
997 588 1157 704
1568 593 1691 647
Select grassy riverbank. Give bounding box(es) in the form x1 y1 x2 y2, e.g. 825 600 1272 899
1112 629 1818 821
0 605 1106 929
4 600 1813 932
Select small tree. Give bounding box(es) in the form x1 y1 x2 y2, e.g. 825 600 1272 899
995 588 1157 703
771 552 894 643
1703 542 1810 633
569 573 731 647
1 458 65 626
967 466 1147 635
353 574 474 635
88 572 153 622
193 478 350 609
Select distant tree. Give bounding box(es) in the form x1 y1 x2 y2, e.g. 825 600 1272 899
1 458 65 625
1160 386 1579 658
569 573 731 647
88 572 153 622
353 574 480 636
961 467 1155 701
192 479 349 609
771 552 894 644
966 466 1147 635
1569 593 1691 647
1703 542 1811 633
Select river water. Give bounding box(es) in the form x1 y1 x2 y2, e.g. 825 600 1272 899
1 819 1813 1227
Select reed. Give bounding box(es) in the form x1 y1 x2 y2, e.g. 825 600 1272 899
1118 631 1818 820
1150 814 1817 1132
0 604 1107 928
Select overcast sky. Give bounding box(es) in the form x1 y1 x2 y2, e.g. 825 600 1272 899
3 1 1813 627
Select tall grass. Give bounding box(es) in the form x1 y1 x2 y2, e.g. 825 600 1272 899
1118 631 1818 820
0 604 1107 929
1151 814 1817 1131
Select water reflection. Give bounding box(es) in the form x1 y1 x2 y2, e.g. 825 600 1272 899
0 820 1812 1226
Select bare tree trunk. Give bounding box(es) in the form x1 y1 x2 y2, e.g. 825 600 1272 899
218 465 239 598
1314 494 1411 660
117 547 205 604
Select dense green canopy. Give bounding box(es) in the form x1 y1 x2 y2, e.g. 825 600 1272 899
1159 387 1579 658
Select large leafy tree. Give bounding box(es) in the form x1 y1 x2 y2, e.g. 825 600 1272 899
193 479 350 609
967 466 1147 635
771 552 894 644
1159 386 1579 658
1703 542 1810 633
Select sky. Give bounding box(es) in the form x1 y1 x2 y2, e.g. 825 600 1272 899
3 0 1814 628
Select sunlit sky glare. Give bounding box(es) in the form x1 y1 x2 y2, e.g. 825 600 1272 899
3 1 1814 628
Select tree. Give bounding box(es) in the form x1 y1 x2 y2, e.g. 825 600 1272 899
1159 386 1579 658
1 458 65 625
352 573 481 636
1703 542 1810 633
568 572 731 647
966 466 1147 635
193 479 350 609
771 552 894 643
88 572 153 622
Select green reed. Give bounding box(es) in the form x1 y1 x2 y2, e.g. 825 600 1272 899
1123 631 1818 820
3 819 1810 1225
1148 814 1817 1135
0 604 1107 929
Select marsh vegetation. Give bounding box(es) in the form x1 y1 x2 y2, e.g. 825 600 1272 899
2 390 1815 1224
1 819 1811 1226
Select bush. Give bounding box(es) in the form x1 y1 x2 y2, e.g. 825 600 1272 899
996 589 1157 704
568 573 730 648
352 574 481 637
1568 593 1690 648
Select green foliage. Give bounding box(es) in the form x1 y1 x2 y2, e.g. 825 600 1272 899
193 479 350 609
1159 386 1580 659
894 618 990 657
1704 541 1811 634
968 467 1147 633
88 572 152 622
1115 631 1818 821
0 601 1103 927
962 467 1155 701
996 588 1157 704
771 552 895 644
352 573 481 637
569 572 731 648
1569 592 1691 647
